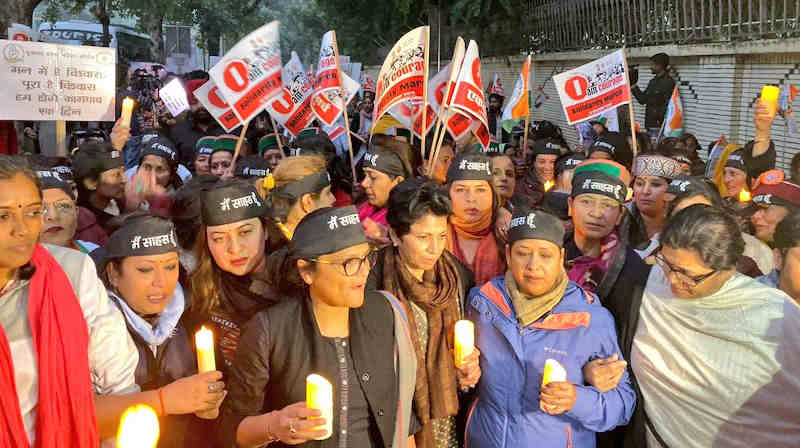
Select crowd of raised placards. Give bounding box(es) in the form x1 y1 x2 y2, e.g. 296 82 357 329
0 22 799 448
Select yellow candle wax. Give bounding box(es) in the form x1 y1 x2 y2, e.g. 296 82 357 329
761 85 780 117
544 180 555 192
541 358 567 388
121 97 135 127
195 326 215 373
454 320 475 368
306 374 333 440
738 188 752 203
117 404 160 448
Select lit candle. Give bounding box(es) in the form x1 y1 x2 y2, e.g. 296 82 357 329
195 326 217 420
454 320 475 368
544 180 555 192
117 404 160 448
738 188 752 202
761 85 780 117
306 374 333 440
541 358 567 388
121 97 135 127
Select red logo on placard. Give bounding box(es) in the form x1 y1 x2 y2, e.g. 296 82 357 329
223 61 250 93
208 86 229 109
12 33 30 41
471 58 483 88
271 89 293 115
564 76 588 101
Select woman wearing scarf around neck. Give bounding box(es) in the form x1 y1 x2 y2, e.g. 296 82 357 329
219 206 418 448
622 205 800 447
367 178 480 448
358 147 408 246
629 154 682 258
446 153 505 286
466 208 635 448
189 180 276 370
95 214 227 448
0 156 143 446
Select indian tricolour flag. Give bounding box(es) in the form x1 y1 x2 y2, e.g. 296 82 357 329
662 85 684 137
501 55 531 133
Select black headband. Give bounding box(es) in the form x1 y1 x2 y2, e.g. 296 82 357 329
290 206 367 260
140 137 178 165
725 150 746 172
361 148 407 178
447 153 493 183
271 170 331 200
36 170 74 200
234 156 271 179
93 215 177 273
571 171 628 203
555 153 586 178
507 209 565 248
201 182 266 227
51 165 73 181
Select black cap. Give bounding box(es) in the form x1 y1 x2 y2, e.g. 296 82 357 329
92 215 177 274
507 208 565 248
534 138 564 157
555 152 586 179
446 153 493 184
72 142 124 180
290 206 367 259
588 132 632 169
51 165 73 182
35 169 74 200
140 135 178 165
201 180 266 227
361 147 407 178
234 156 271 179
725 149 746 172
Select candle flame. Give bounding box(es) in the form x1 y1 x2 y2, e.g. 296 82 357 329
195 326 214 350
544 180 555 192
117 405 159 448
738 188 752 202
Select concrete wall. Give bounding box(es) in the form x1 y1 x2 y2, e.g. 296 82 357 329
364 38 800 171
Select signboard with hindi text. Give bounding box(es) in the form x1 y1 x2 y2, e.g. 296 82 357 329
553 49 630 125
193 78 241 132
0 39 116 121
159 77 190 117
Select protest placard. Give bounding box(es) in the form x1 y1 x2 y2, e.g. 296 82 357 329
553 49 631 125
159 77 190 117
449 40 489 149
0 39 116 121
267 51 315 137
372 26 428 126
209 21 282 123
193 78 241 132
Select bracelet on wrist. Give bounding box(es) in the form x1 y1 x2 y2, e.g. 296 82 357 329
263 411 280 445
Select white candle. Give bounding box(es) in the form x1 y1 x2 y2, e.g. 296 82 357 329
454 320 475 368
306 374 333 440
541 358 567 387
121 97 135 127
195 326 215 373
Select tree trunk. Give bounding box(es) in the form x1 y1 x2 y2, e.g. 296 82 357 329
3 0 43 28
144 14 164 63
99 0 111 47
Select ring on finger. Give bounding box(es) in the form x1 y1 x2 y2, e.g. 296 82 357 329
209 383 216 392
288 418 297 435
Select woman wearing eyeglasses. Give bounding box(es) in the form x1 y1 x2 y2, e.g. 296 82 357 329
35 169 100 253
622 204 800 447
219 206 418 448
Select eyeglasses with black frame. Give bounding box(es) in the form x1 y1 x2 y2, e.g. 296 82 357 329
311 249 375 277
654 253 717 287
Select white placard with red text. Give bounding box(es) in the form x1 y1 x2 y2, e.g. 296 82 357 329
193 79 241 132
267 51 315 137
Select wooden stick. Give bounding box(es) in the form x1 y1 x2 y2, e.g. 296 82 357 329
427 37 464 176
621 48 638 157
332 30 358 184
522 54 532 155
420 26 431 165
428 105 454 177
55 120 67 157
268 112 285 158
232 120 250 166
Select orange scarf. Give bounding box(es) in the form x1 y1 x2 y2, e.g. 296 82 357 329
448 211 505 285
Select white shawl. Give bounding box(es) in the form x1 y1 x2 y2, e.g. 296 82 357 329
631 266 800 447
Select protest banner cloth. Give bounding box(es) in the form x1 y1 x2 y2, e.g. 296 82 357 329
0 39 116 121
159 77 190 117
208 21 282 124
448 40 490 150
553 49 631 125
267 51 315 137
502 55 531 150
372 25 430 149
194 79 241 132
779 82 798 136
659 85 684 139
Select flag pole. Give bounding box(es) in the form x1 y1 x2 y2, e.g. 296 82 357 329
621 48 638 157
268 112 285 158
428 37 463 176
420 26 431 164
232 120 251 167
522 54 532 155
332 30 358 184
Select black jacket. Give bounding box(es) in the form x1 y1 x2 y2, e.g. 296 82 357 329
218 292 417 447
169 118 223 168
632 73 676 129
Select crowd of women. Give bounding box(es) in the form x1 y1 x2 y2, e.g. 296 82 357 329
1 72 799 448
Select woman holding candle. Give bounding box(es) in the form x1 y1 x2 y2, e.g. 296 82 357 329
219 206 418 448
446 153 505 286
366 178 480 448
465 208 635 448
95 213 227 447
628 154 682 258
189 180 279 370
514 137 564 206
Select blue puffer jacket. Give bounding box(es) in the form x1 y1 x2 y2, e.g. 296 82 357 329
465 275 636 448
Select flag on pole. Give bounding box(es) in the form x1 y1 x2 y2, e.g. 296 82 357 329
312 31 348 126
501 57 531 132
449 40 490 150
487 74 504 96
266 51 315 137
779 82 798 136
372 26 429 133
662 85 684 137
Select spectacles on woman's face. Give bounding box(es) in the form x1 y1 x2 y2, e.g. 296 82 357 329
311 250 375 277
655 253 717 287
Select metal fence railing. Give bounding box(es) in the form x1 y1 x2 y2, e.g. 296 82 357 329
525 0 800 53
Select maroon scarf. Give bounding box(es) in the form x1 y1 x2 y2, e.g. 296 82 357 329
566 233 620 294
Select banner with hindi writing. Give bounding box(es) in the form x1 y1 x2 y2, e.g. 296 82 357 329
208 21 282 123
267 51 315 137
449 40 489 149
372 26 428 129
193 78 241 132
0 39 116 121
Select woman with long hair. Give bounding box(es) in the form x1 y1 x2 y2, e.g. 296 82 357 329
446 153 505 285
358 147 409 245
367 178 480 448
